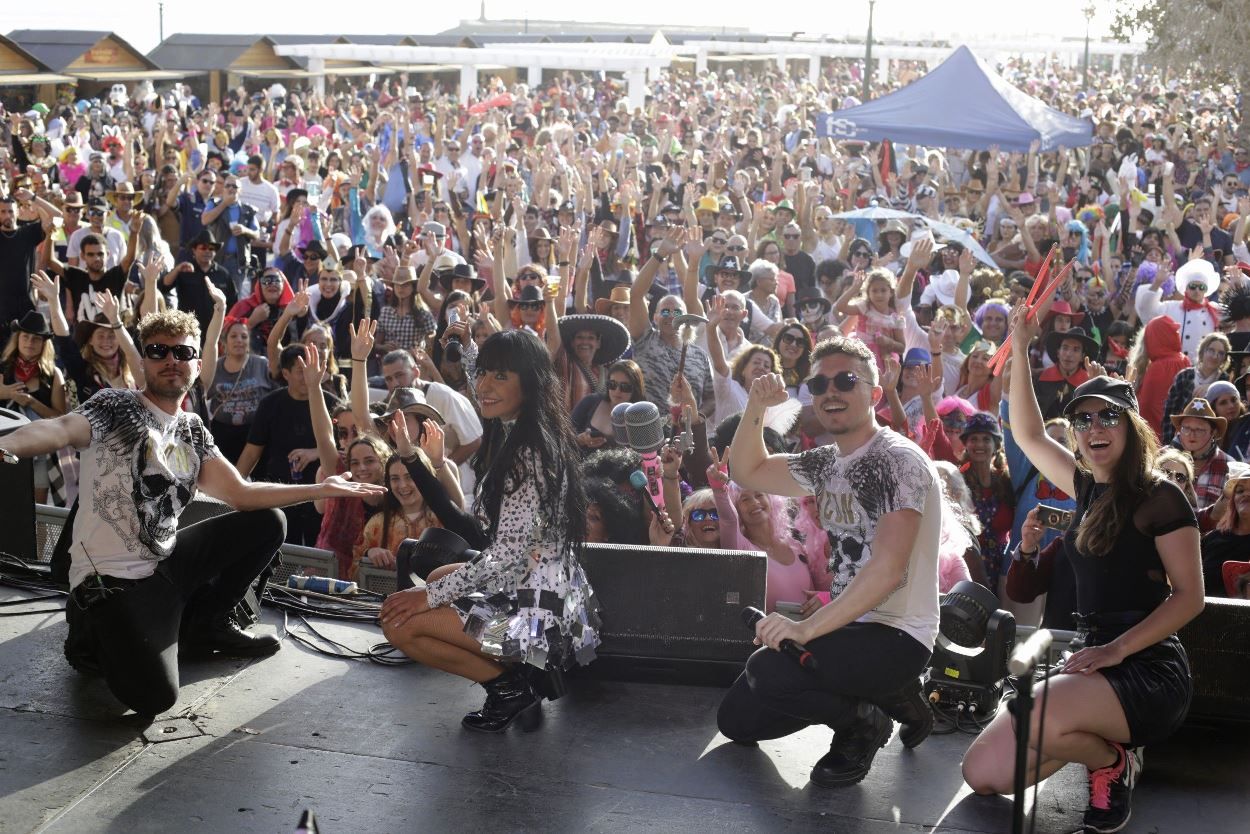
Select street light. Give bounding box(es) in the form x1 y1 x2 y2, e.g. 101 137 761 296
863 0 876 101
1082 2 1096 92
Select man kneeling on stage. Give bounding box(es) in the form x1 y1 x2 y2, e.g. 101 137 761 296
0 309 383 717
718 336 941 787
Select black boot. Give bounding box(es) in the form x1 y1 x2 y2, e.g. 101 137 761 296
810 702 893 788
524 664 568 702
462 667 542 733
876 677 934 749
64 600 102 676
182 614 281 659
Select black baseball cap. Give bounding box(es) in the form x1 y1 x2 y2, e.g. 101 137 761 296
1062 376 1138 417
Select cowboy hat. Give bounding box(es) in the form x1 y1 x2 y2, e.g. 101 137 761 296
107 182 137 201
1175 259 1221 298
378 386 445 425
594 283 632 315
1042 300 1086 327
507 284 546 306
881 218 909 238
73 313 122 348
793 287 832 316
60 191 84 208
557 314 631 366
437 262 486 293
702 255 751 288
527 226 553 241
1044 326 1100 364
1170 397 1228 439
11 311 52 338
188 228 221 250
695 195 720 214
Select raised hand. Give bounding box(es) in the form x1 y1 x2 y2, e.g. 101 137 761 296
748 372 789 408
30 270 60 303
96 288 121 324
298 342 325 391
418 419 446 470
389 412 416 460
205 275 227 312
706 446 729 490
349 317 377 361
880 355 902 390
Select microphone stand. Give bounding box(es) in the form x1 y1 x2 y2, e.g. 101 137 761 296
1010 668 1035 834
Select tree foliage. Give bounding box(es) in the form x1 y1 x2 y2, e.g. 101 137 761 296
1112 0 1250 84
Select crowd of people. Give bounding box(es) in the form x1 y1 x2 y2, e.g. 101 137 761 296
2 49 1249 833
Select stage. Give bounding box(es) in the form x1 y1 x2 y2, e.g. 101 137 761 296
1 589 1246 834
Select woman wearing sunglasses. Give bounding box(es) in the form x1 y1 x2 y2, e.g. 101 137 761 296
569 359 646 454
963 304 1204 834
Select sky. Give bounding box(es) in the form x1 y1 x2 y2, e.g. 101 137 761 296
5 1 1132 54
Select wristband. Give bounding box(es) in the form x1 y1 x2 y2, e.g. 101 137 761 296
1017 546 1039 559
557 260 570 267
351 357 368 362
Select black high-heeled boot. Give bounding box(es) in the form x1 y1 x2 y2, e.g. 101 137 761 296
462 667 543 733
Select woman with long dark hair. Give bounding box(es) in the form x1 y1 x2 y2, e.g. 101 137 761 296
379 328 599 732
963 302 1204 834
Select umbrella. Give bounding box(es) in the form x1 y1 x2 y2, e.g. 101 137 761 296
918 217 997 268
832 206 922 221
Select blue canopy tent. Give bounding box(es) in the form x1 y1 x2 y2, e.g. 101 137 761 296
817 46 1092 152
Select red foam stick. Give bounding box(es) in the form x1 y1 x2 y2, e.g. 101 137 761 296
988 258 1075 376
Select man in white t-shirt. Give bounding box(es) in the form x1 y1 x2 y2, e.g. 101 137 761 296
718 334 941 789
238 154 281 224
0 311 384 716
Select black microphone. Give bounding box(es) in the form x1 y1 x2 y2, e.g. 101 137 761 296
741 606 819 673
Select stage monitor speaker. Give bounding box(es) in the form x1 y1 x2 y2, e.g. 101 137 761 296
1 407 36 563
1179 597 1250 725
578 543 767 686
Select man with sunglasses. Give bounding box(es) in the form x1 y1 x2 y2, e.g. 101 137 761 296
66 198 126 269
0 311 383 717
719 335 942 788
1136 258 1222 363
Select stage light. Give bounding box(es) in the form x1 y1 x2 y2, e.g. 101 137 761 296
924 581 1016 717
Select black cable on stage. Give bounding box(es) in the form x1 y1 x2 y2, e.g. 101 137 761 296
1028 667 1053 834
279 611 411 666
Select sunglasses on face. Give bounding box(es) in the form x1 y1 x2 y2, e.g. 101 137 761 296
517 301 543 311
260 275 283 286
199 178 215 184
1163 468 1190 485
941 417 967 431
143 343 199 362
659 308 680 318
850 250 871 259
778 333 804 346
806 370 869 396
1071 406 1124 432
727 244 747 252
517 272 542 282
606 380 634 393
710 237 728 245
1187 283 1206 292
689 508 720 523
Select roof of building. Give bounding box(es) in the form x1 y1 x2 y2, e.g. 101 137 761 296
7 29 158 72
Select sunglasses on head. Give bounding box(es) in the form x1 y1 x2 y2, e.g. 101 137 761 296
1071 406 1124 432
806 370 869 396
143 343 199 362
606 380 634 393
689 508 720 523
1163 468 1190 485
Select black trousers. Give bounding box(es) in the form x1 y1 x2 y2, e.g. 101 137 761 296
66 508 285 716
717 622 931 742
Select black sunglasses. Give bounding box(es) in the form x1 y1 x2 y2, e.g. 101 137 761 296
689 508 720 523
1071 406 1124 433
806 370 869 396
517 301 543 311
850 249 871 258
606 380 634 393
1163 468 1190 485
143 343 199 362
778 333 804 346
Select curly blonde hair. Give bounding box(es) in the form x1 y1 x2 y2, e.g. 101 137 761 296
137 310 201 346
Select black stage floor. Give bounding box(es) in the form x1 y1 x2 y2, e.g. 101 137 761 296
2 588 1247 834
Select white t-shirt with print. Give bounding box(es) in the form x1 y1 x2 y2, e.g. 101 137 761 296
786 426 941 650
69 388 221 589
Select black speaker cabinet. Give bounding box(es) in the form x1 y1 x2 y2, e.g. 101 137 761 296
1179 597 1250 724
0 407 36 562
578 543 767 686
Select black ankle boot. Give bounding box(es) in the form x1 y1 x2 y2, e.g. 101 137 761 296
810 702 893 788
876 678 934 749
462 667 542 733
524 664 568 702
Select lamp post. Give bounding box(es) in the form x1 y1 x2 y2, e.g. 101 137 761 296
863 0 876 101
1082 3 1096 92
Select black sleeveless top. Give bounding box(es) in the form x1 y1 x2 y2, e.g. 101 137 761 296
1063 469 1197 617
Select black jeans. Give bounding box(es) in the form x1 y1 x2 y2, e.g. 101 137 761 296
717 622 931 742
67 508 285 716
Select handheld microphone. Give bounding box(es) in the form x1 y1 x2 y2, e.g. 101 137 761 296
629 470 664 520
741 606 819 673
1008 628 1053 677
625 401 666 510
611 402 632 444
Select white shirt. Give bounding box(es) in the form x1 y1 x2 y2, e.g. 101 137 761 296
67 225 127 269
238 177 281 224
1134 284 1219 363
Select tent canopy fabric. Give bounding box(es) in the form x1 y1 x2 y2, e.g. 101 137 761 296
818 46 1092 153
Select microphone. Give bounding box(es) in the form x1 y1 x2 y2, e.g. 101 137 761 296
625 401 667 510
629 469 664 520
741 606 819 673
1008 628 1053 677
611 402 632 444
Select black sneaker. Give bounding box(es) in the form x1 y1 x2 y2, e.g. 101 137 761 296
810 703 893 788
876 677 934 748
182 616 281 659
1082 741 1138 833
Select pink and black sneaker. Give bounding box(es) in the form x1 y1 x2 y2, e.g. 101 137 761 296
1081 741 1139 833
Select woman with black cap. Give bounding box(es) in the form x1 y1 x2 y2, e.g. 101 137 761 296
1 311 67 502
962 301 1204 834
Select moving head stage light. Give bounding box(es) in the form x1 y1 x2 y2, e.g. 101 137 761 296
924 580 1016 718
